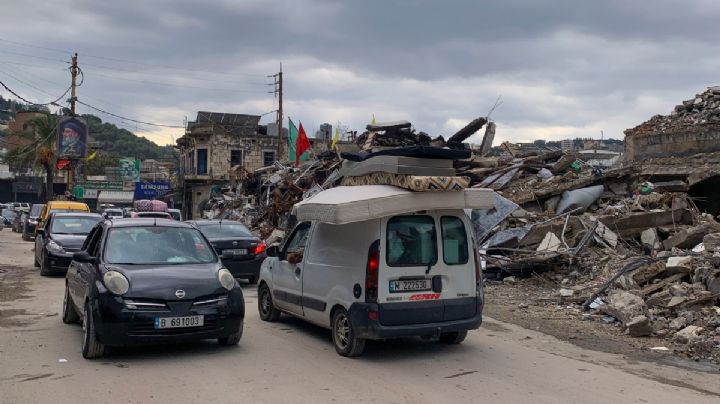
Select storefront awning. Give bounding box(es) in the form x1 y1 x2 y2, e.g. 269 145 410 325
98 190 134 203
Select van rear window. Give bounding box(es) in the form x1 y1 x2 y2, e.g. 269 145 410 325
441 216 469 265
386 216 437 267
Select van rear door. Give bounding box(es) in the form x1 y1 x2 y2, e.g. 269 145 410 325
377 212 477 325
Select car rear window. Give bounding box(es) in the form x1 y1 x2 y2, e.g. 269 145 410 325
441 216 469 265
51 216 102 235
199 223 253 239
386 215 437 267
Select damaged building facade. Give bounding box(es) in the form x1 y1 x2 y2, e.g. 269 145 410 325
175 111 280 219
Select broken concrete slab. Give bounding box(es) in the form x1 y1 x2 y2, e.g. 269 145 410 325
602 290 648 325
674 325 704 344
667 296 687 308
627 315 653 337
594 221 618 247
702 233 720 253
641 228 662 250
598 209 693 238
537 232 562 252
666 256 693 273
559 288 575 297
663 224 720 250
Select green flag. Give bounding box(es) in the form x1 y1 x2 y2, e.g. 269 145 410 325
287 118 310 163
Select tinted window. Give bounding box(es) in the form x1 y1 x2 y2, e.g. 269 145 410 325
441 216 469 265
386 216 437 267
51 216 102 235
199 223 252 239
104 226 215 265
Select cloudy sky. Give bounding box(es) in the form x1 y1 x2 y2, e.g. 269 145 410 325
2 0 719 147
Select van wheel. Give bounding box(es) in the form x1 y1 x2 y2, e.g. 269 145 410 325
258 284 281 322
332 308 365 357
439 331 468 344
81 302 105 359
62 285 79 324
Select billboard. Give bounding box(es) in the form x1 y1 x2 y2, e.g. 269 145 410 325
134 181 171 200
57 117 88 159
118 158 140 182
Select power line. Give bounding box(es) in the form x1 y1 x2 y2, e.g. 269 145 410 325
75 99 185 128
0 37 72 55
0 79 70 106
0 65 67 100
0 48 70 64
83 68 270 93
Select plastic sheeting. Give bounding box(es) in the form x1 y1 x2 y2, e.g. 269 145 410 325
555 185 604 214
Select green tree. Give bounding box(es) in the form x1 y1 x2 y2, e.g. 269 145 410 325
5 114 59 201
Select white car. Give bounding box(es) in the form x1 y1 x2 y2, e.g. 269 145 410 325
257 186 489 357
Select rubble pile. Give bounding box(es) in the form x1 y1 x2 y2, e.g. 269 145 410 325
628 86 720 136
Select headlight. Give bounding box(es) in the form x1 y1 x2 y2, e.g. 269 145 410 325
46 239 65 254
103 271 130 295
218 268 235 291
29 219 37 225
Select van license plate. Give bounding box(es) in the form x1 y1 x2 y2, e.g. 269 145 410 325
154 315 204 329
389 279 431 293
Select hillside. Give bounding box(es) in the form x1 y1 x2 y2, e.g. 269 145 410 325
82 114 178 161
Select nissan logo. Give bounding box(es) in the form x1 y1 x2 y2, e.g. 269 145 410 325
175 290 186 299
232 241 238 246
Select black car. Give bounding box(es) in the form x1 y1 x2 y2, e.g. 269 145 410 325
63 219 245 359
187 220 267 284
1 208 18 229
23 204 45 241
35 213 103 276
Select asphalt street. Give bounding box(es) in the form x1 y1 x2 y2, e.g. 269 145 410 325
1 229 718 404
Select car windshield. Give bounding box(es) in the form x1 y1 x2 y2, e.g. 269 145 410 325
2 209 18 219
198 223 252 239
51 216 101 235
105 226 216 265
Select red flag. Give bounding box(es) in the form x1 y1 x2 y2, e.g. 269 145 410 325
295 122 311 167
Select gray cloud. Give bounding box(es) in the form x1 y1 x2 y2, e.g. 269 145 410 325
1 0 720 146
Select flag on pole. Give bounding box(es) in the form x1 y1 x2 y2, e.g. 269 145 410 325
288 118 298 162
371 114 376 125
295 122 311 167
85 150 97 161
331 126 340 150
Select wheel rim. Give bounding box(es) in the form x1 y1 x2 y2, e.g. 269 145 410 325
81 308 88 350
334 314 350 350
261 289 271 316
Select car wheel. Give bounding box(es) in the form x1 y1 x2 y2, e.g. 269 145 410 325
258 284 281 322
247 276 257 285
81 302 105 359
438 331 468 344
33 252 40 267
332 308 365 357
39 252 50 276
218 322 243 346
62 285 80 324
21 232 29 241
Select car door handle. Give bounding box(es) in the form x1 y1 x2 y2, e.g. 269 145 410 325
294 267 301 276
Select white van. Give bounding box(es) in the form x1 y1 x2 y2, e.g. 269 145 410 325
257 185 492 356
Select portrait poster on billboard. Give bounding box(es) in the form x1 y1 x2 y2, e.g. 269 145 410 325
118 158 140 182
57 117 88 159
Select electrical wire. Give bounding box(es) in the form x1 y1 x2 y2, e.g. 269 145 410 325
0 78 70 106
83 69 270 93
0 65 67 100
75 99 185 128
0 49 70 64
0 38 72 55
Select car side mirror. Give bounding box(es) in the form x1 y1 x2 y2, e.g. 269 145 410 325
266 245 280 257
73 251 96 263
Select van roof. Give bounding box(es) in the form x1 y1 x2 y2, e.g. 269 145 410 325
294 185 495 225
47 201 89 210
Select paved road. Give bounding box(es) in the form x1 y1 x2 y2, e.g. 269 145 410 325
1 230 719 404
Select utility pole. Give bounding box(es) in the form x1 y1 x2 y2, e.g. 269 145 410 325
270 63 283 162
67 53 79 197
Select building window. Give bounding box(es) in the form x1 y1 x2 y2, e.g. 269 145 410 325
230 150 243 168
263 150 276 167
197 149 207 175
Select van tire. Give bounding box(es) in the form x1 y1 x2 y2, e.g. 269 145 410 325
439 331 468 344
258 284 281 322
332 308 365 357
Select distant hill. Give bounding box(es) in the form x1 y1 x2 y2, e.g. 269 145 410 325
82 114 178 161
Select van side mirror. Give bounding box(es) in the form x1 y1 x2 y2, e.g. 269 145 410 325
266 245 280 257
73 251 96 263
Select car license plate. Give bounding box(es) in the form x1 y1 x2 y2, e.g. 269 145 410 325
225 249 247 256
154 315 204 329
389 279 431 293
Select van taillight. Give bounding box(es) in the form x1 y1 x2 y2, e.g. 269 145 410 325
254 241 267 255
365 240 380 303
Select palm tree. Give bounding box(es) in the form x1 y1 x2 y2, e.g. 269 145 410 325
6 114 59 202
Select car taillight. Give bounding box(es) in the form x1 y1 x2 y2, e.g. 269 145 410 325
365 240 380 303
254 241 267 255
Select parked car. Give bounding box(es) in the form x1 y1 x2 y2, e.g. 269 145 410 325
188 220 266 284
258 186 487 357
37 201 91 234
62 219 245 359
101 208 124 219
35 213 103 276
23 204 45 241
168 208 182 221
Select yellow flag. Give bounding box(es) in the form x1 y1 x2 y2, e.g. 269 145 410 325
331 127 340 150
371 114 376 125
86 151 97 161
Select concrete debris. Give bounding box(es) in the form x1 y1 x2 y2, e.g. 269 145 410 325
559 288 575 297
537 232 562 252
626 315 652 337
674 325 704 344
665 256 693 273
